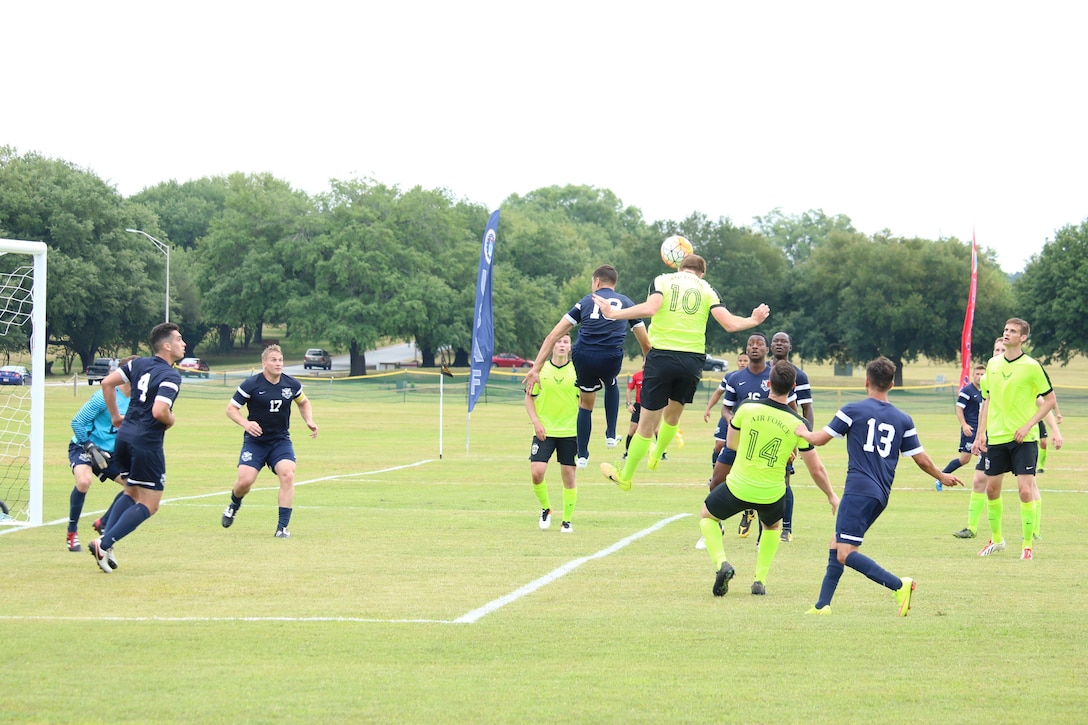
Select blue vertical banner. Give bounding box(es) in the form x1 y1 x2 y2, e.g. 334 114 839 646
468 210 500 412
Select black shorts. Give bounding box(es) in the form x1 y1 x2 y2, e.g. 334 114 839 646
704 481 785 527
571 347 623 394
629 402 642 424
530 436 578 466
984 440 1039 477
640 349 704 411
1038 420 1048 439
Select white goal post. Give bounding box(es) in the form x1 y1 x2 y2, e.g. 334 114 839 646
0 239 46 527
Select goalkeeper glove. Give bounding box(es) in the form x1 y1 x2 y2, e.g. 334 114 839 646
81 441 111 471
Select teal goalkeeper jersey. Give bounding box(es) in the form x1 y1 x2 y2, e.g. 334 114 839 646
529 359 578 437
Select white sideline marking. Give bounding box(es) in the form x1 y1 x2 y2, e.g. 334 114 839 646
0 512 691 626
452 513 691 624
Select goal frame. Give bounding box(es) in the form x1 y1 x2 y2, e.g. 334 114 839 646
0 239 47 527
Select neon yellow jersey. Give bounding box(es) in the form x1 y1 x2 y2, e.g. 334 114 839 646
980 353 1052 445
647 271 723 353
725 399 812 504
529 359 578 437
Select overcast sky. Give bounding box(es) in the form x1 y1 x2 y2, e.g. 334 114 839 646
6 2 1085 274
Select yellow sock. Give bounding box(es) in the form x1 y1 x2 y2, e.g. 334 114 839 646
1033 498 1042 538
966 492 986 532
987 497 1004 543
562 486 577 523
1021 500 1036 550
648 422 678 471
753 526 781 584
699 517 727 569
532 481 550 510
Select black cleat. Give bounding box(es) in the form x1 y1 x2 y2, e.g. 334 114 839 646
222 506 237 528
713 562 736 597
751 581 766 595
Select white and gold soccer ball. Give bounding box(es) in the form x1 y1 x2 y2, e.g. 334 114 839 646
660 235 694 269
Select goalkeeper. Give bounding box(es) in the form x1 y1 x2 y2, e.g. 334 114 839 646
66 355 137 553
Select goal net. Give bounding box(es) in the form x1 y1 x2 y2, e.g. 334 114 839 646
0 239 46 527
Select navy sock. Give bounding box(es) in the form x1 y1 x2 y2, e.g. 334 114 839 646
102 503 150 549
68 488 87 532
278 507 292 530
844 550 901 590
816 548 844 608
782 484 794 532
105 493 137 532
942 459 963 474
230 492 244 509
603 380 619 439
102 489 126 527
576 408 592 458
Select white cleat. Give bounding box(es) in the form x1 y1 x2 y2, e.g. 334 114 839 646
977 540 1006 557
694 537 707 550
605 437 619 449
576 457 588 469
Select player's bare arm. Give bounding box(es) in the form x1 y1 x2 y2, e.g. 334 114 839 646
799 448 839 514
912 452 962 487
794 425 833 447
152 399 175 429
296 397 318 438
524 319 575 392
709 303 771 333
592 293 661 320
226 401 262 437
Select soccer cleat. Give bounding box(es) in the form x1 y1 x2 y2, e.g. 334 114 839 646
712 562 735 597
605 437 619 449
952 528 977 539
646 454 661 471
737 510 753 538
106 548 118 570
274 528 291 538
1021 547 1033 560
805 605 832 615
88 539 111 574
934 479 943 492
560 521 573 533
93 517 105 534
894 577 915 616
539 508 552 530
675 430 685 449
66 531 81 552
221 506 237 528
780 530 793 543
751 581 766 596
694 537 707 550
601 462 631 492
1032 532 1041 541
575 457 588 469
977 540 1006 557
1037 468 1045 474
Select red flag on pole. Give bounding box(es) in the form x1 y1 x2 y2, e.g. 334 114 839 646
959 231 979 388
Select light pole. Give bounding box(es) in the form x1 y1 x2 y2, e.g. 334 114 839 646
126 228 170 322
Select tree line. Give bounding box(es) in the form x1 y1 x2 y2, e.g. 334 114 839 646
1 146 1084 383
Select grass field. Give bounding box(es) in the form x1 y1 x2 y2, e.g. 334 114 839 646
2 374 1087 723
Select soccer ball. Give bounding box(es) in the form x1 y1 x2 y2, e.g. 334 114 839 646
660 235 693 269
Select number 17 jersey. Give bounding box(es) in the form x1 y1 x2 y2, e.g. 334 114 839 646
231 372 305 441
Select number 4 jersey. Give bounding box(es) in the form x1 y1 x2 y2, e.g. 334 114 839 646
116 356 183 448
824 397 923 505
726 398 813 505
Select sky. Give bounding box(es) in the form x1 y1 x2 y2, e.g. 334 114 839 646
5 2 1086 274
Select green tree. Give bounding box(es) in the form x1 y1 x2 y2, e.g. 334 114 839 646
1015 219 1088 363
0 147 162 372
129 176 229 250
792 231 1013 385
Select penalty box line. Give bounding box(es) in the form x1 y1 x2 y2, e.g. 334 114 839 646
0 513 691 626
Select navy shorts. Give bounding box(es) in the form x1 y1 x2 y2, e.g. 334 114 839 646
67 441 125 482
704 481 785 527
835 493 886 546
957 431 974 453
571 347 623 394
530 436 578 466
114 438 166 490
984 440 1038 476
239 436 296 473
640 349 703 411
713 415 729 442
715 446 738 466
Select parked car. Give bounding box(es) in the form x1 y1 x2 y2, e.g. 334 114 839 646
0 365 31 385
492 353 528 368
304 348 332 370
85 357 119 385
703 354 728 372
177 357 211 379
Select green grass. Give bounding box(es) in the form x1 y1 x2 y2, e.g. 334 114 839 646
2 383 1086 723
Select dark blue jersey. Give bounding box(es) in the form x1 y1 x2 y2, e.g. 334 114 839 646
823 397 923 506
231 372 305 440
116 356 182 447
957 383 983 429
722 365 796 410
565 288 645 352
